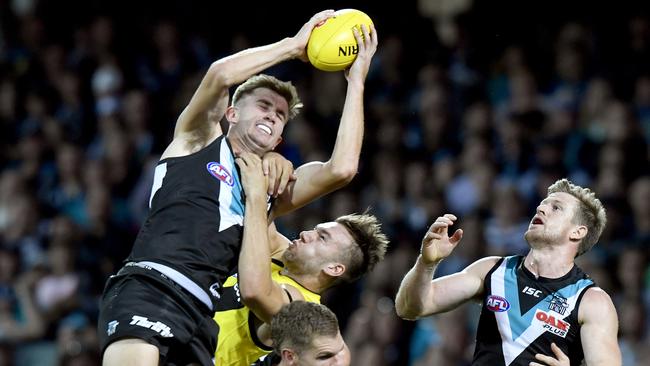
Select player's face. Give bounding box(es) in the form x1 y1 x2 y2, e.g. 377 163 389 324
283 222 353 273
524 192 580 246
232 87 288 152
291 332 350 366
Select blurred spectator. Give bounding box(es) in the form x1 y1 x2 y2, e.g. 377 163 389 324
0 2 649 365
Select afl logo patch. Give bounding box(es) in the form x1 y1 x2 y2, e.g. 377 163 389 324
486 295 510 312
207 162 234 186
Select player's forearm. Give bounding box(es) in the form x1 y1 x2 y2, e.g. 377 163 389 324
395 256 439 320
239 195 274 302
326 81 365 181
211 38 300 87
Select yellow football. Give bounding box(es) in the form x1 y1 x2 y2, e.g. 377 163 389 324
307 9 373 72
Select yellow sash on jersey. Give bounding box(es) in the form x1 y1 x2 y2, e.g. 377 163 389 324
213 259 321 366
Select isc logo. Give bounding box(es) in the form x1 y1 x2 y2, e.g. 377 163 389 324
522 286 542 298
486 295 510 312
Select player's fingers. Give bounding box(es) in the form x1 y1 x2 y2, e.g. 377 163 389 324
534 353 555 365
277 168 291 196
262 159 270 176
235 156 247 168
267 162 278 196
370 24 378 44
359 24 370 48
311 9 335 25
550 343 567 361
450 229 463 244
443 213 457 221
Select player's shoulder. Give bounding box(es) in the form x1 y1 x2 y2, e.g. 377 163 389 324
579 287 617 322
465 256 502 277
582 287 614 306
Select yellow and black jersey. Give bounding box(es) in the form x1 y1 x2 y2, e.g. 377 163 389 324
213 259 321 366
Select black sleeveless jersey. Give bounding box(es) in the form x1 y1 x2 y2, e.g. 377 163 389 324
127 136 245 310
472 255 595 365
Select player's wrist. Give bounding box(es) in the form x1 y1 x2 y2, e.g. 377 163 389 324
281 37 303 59
417 255 442 269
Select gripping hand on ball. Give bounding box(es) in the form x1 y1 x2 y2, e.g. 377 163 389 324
292 10 335 62
346 23 378 83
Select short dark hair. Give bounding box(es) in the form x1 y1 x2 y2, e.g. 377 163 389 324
335 213 389 282
270 301 339 354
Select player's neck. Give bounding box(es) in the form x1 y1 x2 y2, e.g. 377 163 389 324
283 269 326 295
227 133 264 157
524 248 575 279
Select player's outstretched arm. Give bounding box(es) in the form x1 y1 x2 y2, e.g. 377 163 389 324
395 214 498 319
173 10 335 143
271 24 378 218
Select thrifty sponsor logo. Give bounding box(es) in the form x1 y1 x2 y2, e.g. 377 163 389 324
130 315 174 338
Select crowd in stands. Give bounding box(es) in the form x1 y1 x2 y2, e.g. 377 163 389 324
0 1 648 365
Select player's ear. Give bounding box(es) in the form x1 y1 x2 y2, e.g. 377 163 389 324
323 262 345 277
272 136 283 150
569 225 587 241
282 349 298 364
225 105 238 124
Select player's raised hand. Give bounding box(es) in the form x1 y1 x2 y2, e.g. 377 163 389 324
346 23 378 83
420 214 463 265
292 10 335 62
261 152 297 197
235 152 268 202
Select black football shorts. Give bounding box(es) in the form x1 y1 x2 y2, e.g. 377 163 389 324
97 265 219 366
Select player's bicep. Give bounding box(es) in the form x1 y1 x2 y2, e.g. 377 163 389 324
580 288 622 365
173 69 228 138
428 257 497 314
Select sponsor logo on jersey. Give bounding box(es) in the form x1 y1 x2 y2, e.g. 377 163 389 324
522 285 542 298
548 293 569 315
486 295 510 312
535 309 570 337
207 162 234 186
130 315 174 337
209 282 222 299
107 320 119 336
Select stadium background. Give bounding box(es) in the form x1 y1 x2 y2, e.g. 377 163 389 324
0 0 648 364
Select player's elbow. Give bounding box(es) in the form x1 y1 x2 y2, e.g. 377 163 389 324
205 62 231 89
329 165 357 185
239 286 264 307
395 303 420 321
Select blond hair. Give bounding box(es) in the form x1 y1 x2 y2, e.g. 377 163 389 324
335 213 389 283
271 301 339 354
547 178 607 256
231 74 303 119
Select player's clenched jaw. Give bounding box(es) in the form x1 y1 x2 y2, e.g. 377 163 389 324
226 87 288 155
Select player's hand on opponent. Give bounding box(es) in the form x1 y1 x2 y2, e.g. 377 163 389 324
236 152 268 203
291 10 335 62
345 23 378 83
530 343 570 366
420 214 463 265
261 152 297 197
